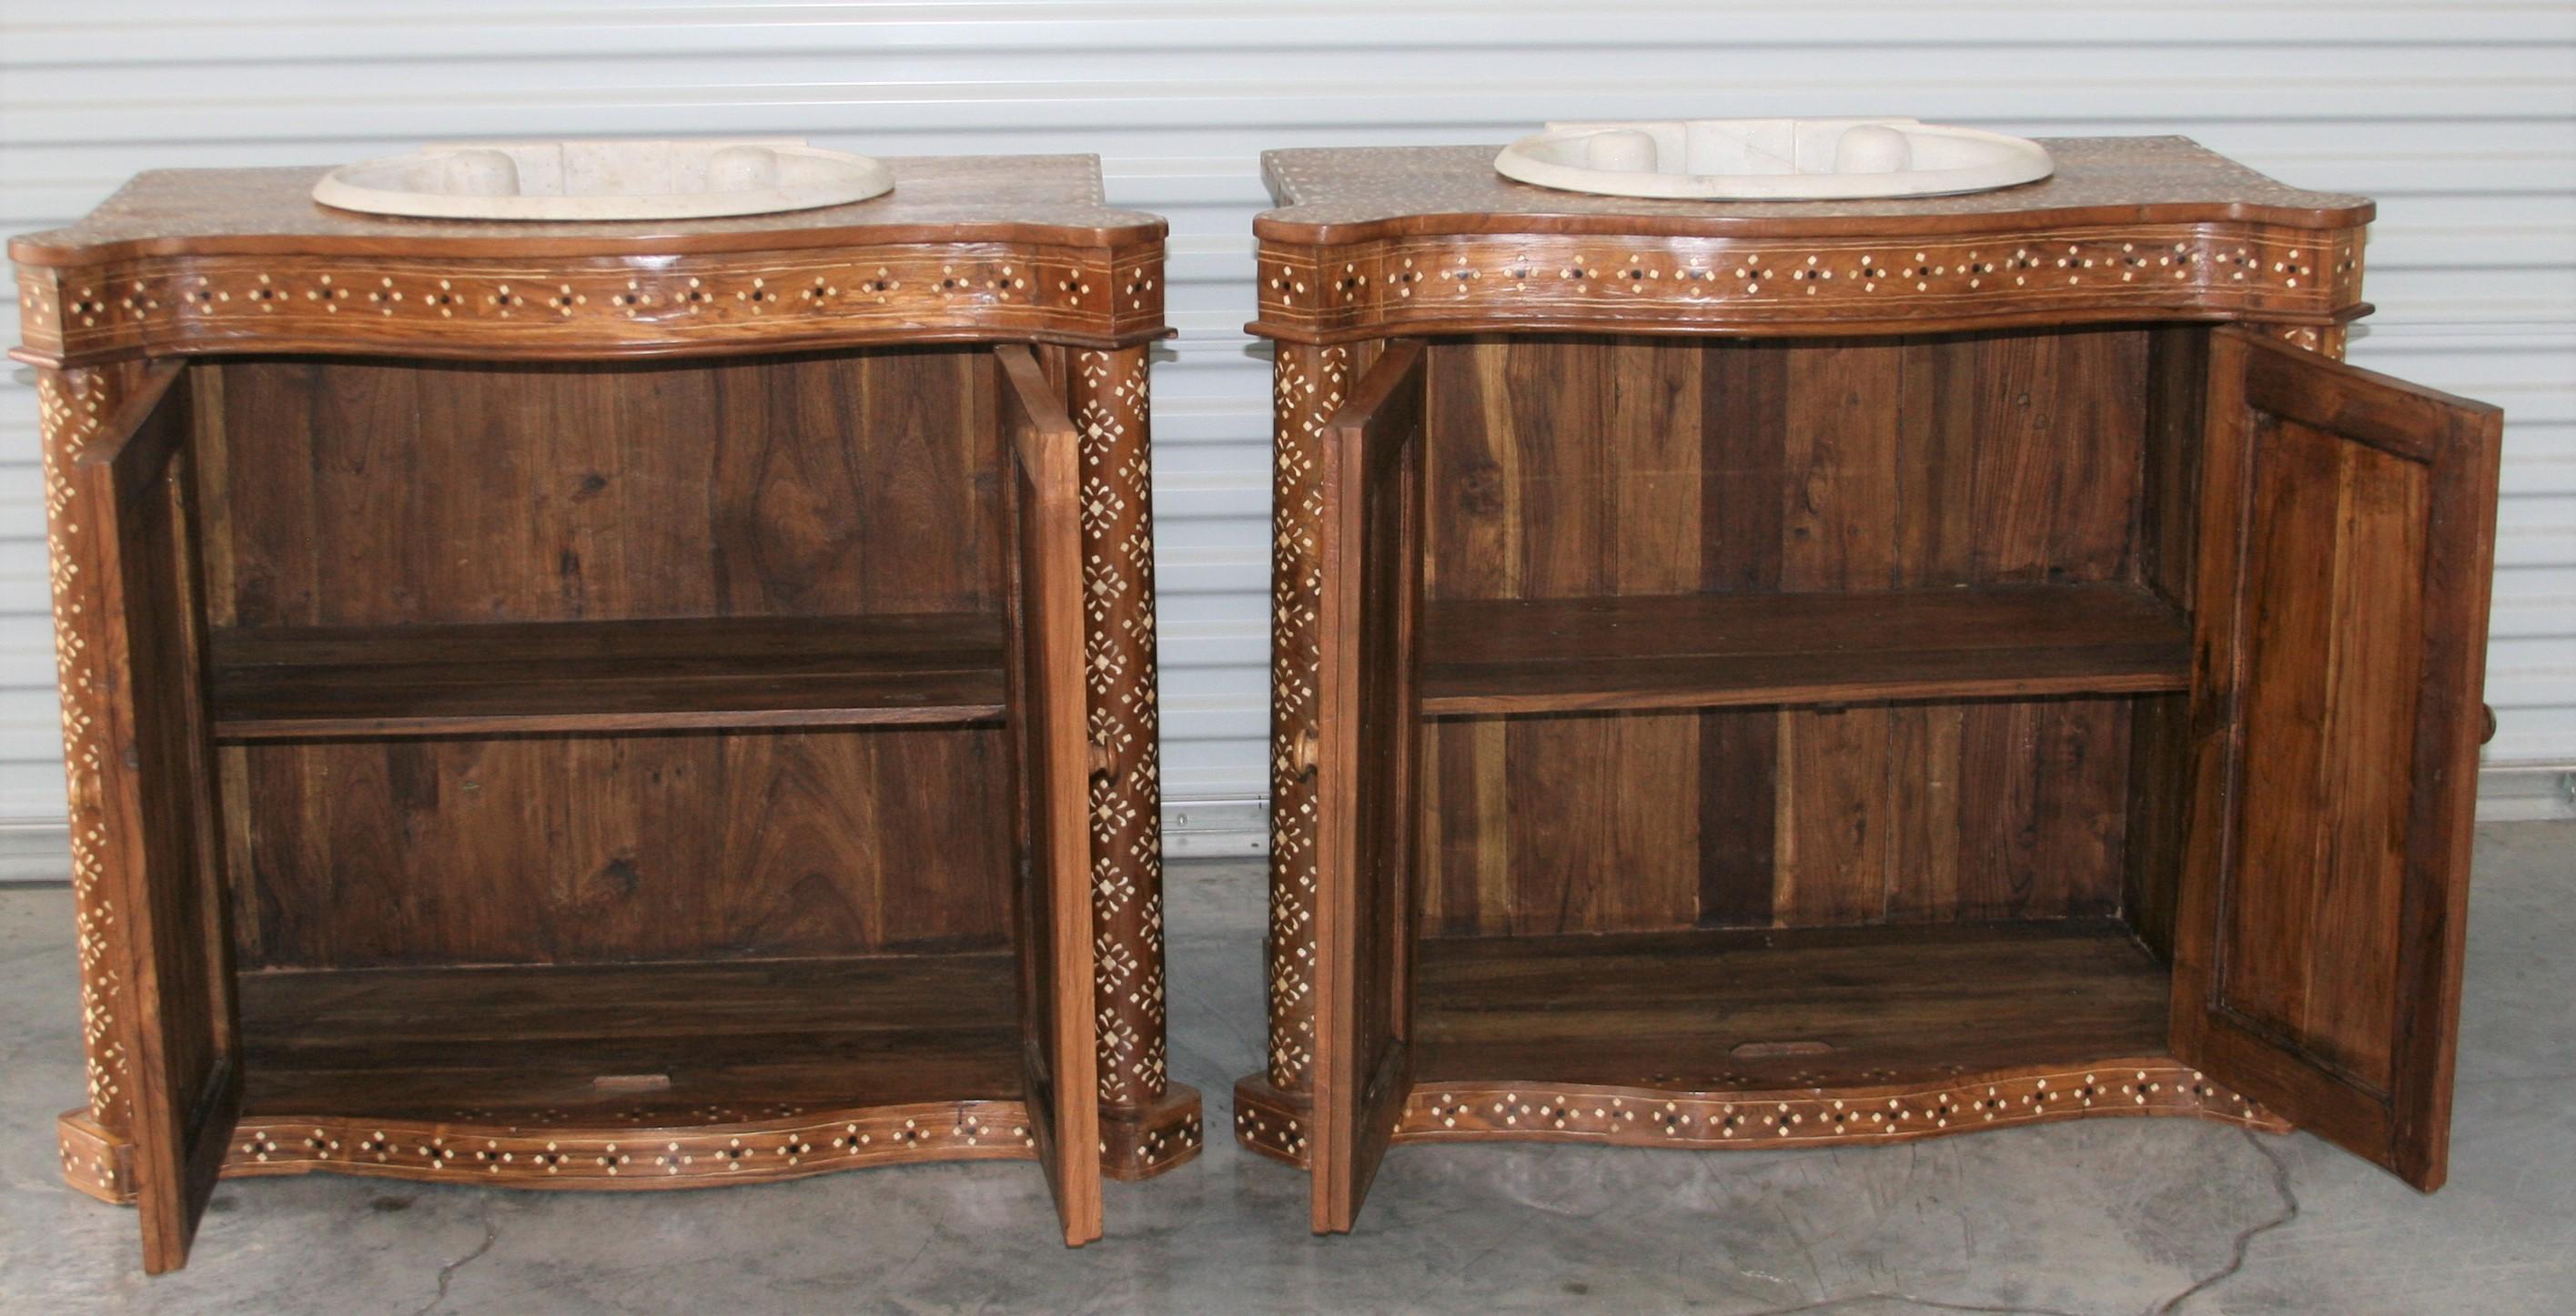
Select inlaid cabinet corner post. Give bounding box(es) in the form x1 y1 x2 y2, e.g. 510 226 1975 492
15 155 1198 1275
28 354 239 1260
1066 339 1203 1176
1237 138 2505 1230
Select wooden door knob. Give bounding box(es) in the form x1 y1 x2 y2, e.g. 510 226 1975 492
2481 704 2498 745
1291 730 1321 779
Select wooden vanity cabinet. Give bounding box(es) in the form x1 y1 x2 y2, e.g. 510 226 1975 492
12 156 1200 1273
1232 139 2503 1232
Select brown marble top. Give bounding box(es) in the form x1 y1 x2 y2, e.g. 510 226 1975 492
13 154 1162 266
1258 137 2372 242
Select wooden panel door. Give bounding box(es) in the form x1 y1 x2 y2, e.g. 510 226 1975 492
995 345 1103 1245
1312 341 1429 1233
2175 326 2503 1189
63 361 242 1271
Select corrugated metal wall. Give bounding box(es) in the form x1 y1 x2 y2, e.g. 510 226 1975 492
2 1 2571 855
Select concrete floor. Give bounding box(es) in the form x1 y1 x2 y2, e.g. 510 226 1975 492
0 823 2569 1314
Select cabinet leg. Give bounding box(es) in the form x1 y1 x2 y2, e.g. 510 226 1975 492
1098 1082 1206 1179
1232 1074 1315 1169
1233 341 1353 1163
37 364 157 1205
1066 345 1202 1176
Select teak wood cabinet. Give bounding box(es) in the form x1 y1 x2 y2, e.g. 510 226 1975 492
11 156 1201 1273
1232 138 2505 1232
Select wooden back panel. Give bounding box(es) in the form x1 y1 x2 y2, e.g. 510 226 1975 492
201 347 999 627
207 344 1022 970
1416 329 2163 936
224 728 1015 970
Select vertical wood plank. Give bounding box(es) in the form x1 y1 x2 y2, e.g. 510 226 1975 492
1773 339 1902 924
2215 419 2345 1060
1773 708 1893 926
2298 440 2428 1086
1696 341 1787 926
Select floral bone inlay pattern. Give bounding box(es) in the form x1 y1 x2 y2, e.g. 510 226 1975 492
1265 342 1349 1088
36 367 141 1145
1072 345 1174 1112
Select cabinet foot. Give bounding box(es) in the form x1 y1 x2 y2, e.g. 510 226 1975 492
57 1109 136 1205
1232 1074 1313 1169
1099 1083 1204 1180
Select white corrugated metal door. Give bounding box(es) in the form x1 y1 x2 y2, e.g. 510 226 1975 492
2 2 2571 866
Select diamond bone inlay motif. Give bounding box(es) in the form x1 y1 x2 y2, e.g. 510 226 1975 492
1072 347 1173 1115
217 1104 1039 1186
14 244 1162 362
1399 1066 2290 1148
1252 228 2360 337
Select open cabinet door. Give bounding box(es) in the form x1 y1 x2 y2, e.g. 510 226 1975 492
2175 327 2503 1190
995 345 1105 1246
57 361 241 1271
1311 340 1429 1233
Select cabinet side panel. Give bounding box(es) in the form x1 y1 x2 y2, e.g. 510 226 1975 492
227 727 1014 969
210 349 998 626
2123 326 2211 959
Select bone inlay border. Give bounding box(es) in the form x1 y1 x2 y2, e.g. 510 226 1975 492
1252 227 2362 339
16 245 1164 361
1264 343 1349 1089
1231 1061 2289 1168
1073 344 1175 1117
36 366 141 1156
219 1101 1036 1189
1400 1063 2290 1147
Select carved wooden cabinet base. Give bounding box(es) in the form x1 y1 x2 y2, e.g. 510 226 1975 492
1241 139 2503 1233
13 156 1199 1274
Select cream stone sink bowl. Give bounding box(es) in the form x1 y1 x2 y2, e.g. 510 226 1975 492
311 139 894 220
1495 118 2053 200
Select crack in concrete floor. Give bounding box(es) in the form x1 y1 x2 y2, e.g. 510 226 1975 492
2150 1129 2299 1316
409 1200 500 1316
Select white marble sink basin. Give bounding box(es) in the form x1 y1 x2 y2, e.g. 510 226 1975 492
311 139 894 220
1495 118 2053 200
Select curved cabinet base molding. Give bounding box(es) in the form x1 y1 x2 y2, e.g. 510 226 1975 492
66 1102 1035 1200
1233 1061 2287 1169
65 1088 1208 1204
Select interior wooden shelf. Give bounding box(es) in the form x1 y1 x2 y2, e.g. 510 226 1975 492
237 952 1023 1125
1415 920 2170 1093
210 612 1006 741
1420 583 2190 715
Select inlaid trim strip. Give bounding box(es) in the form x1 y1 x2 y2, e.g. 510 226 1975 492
17 243 1165 364
1252 227 2362 341
1233 1060 2289 1169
